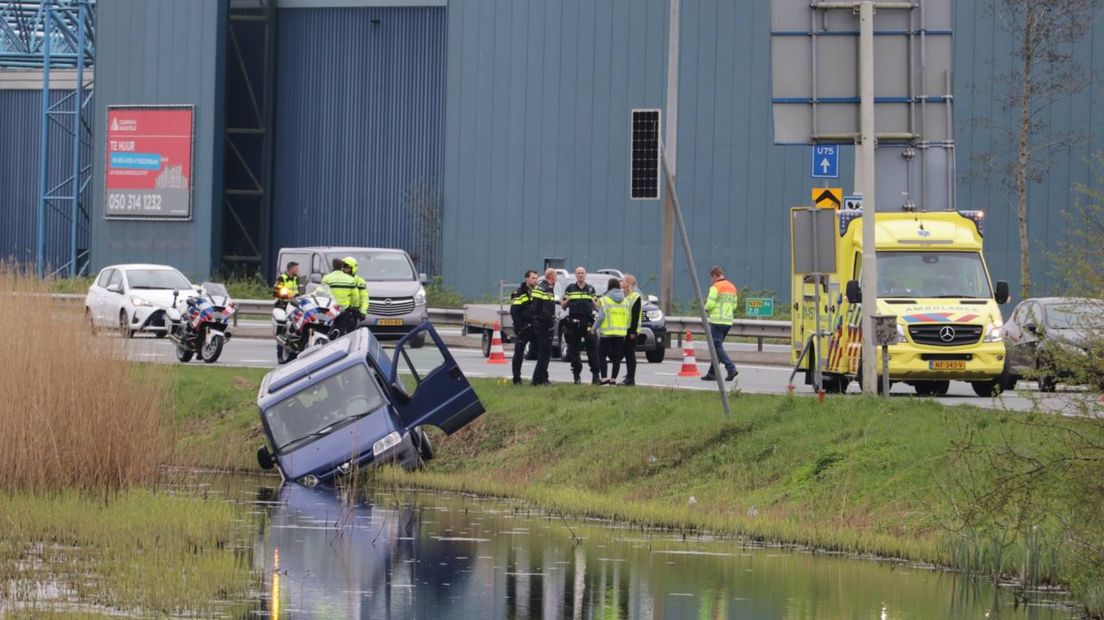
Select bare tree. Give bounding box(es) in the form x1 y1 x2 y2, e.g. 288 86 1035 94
973 0 1102 298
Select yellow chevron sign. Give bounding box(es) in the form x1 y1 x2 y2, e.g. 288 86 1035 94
811 187 843 209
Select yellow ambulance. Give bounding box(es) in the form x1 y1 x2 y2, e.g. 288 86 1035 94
791 210 1011 396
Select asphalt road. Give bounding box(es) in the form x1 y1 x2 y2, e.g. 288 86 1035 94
119 333 1101 414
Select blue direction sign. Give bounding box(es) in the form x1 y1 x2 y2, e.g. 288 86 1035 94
811 145 839 178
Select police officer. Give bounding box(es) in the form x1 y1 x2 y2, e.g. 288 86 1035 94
346 256 370 323
560 266 601 384
529 268 558 386
702 266 739 381
273 261 301 309
509 270 538 385
620 273 643 386
322 258 361 335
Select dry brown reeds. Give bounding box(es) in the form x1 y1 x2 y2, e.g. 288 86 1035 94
0 268 165 492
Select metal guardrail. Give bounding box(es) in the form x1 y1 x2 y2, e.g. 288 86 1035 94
51 293 789 348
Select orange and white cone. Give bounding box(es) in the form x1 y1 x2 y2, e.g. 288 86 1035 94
678 331 701 377
487 321 507 364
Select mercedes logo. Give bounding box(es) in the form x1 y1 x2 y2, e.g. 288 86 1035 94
939 326 956 342
384 299 392 306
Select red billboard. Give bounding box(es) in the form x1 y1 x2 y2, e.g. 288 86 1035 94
104 105 194 219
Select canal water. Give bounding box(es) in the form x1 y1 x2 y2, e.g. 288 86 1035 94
240 479 1075 620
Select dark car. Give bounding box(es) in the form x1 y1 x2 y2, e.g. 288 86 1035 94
255 323 485 487
1002 297 1104 392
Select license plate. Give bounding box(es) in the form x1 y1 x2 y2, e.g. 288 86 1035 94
377 319 403 326
929 360 966 370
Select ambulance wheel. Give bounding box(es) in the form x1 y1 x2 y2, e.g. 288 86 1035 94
821 376 850 394
971 379 1002 397
856 365 890 395
481 330 491 357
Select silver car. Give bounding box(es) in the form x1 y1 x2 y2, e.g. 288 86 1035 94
276 247 429 346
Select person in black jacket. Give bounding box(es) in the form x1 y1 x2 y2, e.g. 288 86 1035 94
509 270 538 385
529 268 558 385
561 266 601 384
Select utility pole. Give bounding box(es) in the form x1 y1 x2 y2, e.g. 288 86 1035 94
859 0 878 394
660 0 680 315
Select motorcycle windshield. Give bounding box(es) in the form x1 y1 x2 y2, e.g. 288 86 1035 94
201 282 230 307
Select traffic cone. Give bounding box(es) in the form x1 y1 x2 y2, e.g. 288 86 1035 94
678 331 701 377
487 321 507 364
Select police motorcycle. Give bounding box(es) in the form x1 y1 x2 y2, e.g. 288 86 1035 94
272 283 343 365
166 282 236 363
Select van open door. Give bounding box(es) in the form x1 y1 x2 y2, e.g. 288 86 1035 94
390 322 485 434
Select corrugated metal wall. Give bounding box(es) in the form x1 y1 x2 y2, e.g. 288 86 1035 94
89 0 227 279
442 0 1104 301
956 1 1104 295
442 0 672 297
0 88 91 271
271 7 446 275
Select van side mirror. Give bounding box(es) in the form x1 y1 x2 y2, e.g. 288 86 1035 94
310 273 322 284
647 294 659 304
995 280 1010 305
419 273 428 285
256 445 274 470
845 280 862 304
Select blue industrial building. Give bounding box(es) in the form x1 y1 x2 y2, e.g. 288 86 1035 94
2 0 1103 302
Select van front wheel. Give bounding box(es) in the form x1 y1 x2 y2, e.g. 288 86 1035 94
970 379 1002 397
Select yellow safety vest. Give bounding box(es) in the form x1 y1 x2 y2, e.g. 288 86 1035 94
705 280 738 326
624 291 644 327
598 295 631 337
321 270 358 309
354 275 369 314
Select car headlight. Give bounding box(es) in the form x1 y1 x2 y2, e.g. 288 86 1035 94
298 474 319 488
414 287 426 305
896 323 908 344
983 320 1003 342
645 309 664 322
130 296 152 307
373 431 402 456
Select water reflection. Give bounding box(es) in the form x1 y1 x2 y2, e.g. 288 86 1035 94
251 484 1074 619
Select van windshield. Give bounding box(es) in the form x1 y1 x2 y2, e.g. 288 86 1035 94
326 252 415 281
264 365 386 453
875 251 992 299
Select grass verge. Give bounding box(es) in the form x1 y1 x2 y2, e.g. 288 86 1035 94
0 489 254 617
165 367 1103 614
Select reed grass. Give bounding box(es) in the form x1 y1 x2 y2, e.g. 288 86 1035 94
0 269 164 493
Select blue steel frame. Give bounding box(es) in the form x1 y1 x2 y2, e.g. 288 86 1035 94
0 0 95 276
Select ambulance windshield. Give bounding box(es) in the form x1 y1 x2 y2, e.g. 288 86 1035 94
875 251 992 299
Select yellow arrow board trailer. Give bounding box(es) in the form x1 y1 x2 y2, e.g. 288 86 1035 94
790 210 1012 396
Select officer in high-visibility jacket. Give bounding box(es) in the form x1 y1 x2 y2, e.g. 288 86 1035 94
595 278 632 385
321 258 361 335
620 273 644 386
703 265 739 381
273 261 301 309
345 256 370 320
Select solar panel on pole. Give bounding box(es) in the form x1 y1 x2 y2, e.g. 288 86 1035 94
630 109 661 200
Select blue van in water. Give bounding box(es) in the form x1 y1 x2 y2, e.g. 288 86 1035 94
255 323 485 487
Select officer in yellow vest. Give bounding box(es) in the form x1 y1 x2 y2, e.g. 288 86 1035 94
344 256 370 320
703 265 739 381
595 278 632 384
321 258 360 335
620 273 644 386
272 261 301 309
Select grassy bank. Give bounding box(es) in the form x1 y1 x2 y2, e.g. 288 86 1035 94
0 489 254 617
166 366 1102 613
